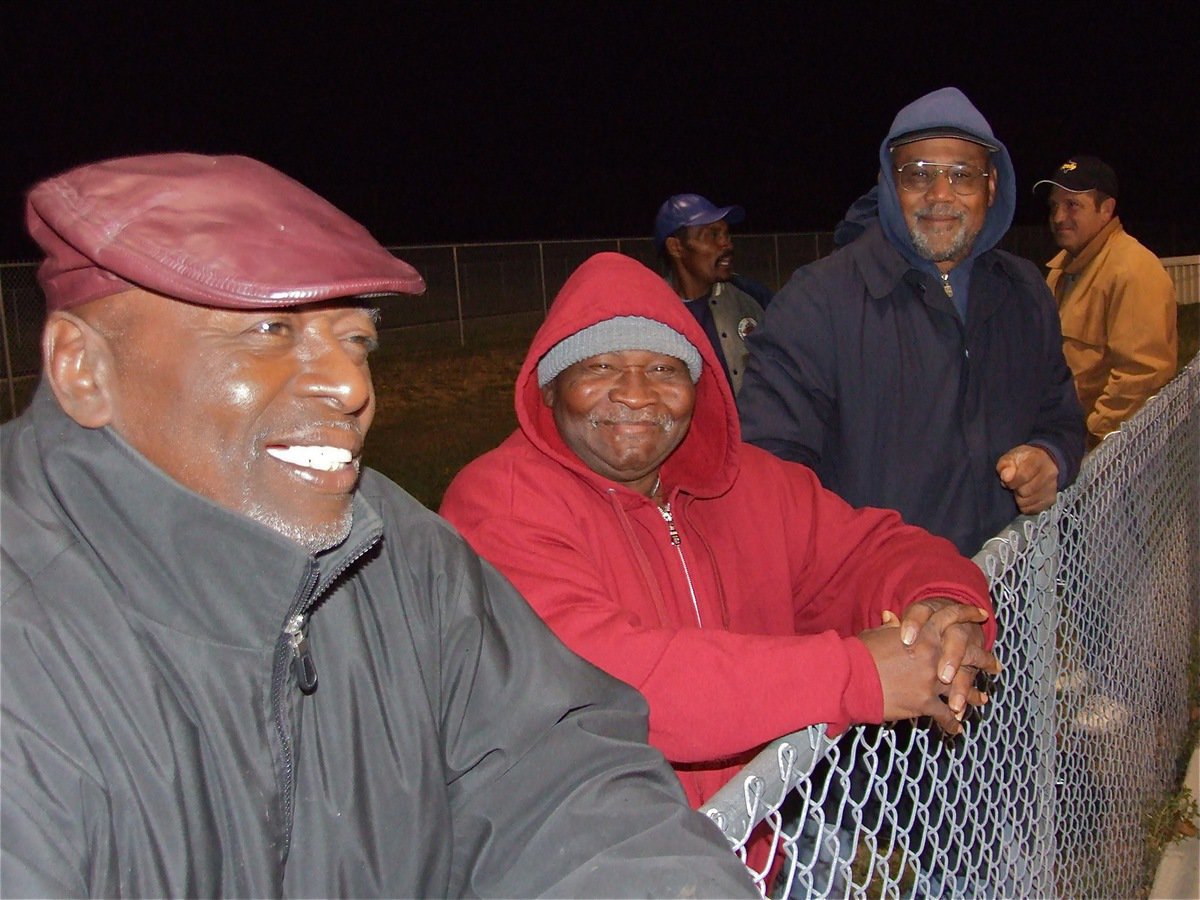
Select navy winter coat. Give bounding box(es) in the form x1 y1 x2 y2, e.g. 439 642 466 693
740 86 1084 556
739 222 1083 556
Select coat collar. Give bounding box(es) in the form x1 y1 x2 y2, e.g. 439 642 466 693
1046 216 1124 275
28 383 383 647
852 221 1022 334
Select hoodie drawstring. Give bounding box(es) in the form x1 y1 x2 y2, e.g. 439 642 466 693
679 503 732 629
606 489 673 626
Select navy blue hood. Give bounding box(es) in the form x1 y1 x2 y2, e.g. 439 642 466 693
832 186 879 248
877 87 1016 278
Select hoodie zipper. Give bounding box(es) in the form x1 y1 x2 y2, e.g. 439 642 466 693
656 501 703 627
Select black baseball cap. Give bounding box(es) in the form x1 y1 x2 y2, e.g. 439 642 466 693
1033 156 1119 199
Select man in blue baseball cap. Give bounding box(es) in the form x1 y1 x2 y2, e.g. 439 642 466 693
654 193 769 395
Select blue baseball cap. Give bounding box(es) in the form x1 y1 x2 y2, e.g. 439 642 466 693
653 193 745 250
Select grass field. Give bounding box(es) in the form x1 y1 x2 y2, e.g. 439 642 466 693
363 312 543 510
369 305 1200 510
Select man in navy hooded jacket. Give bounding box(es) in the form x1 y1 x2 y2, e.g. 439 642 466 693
739 87 1084 556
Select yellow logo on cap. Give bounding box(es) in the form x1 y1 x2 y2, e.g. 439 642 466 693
1060 160 1078 172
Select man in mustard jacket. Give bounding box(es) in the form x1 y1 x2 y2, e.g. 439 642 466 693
1037 156 1177 447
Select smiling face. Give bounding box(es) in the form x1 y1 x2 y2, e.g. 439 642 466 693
666 219 734 299
541 349 695 496
892 137 996 272
1048 186 1115 256
77 289 380 552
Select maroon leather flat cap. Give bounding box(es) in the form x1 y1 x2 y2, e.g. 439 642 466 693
26 153 426 311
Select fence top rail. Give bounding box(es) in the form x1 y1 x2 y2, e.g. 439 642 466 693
0 232 836 269
382 232 826 252
6 242 1197 270
382 231 828 253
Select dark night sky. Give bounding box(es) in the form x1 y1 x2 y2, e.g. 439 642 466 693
4 3 1199 261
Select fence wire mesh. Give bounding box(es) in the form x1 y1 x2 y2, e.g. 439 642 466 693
703 358 1199 899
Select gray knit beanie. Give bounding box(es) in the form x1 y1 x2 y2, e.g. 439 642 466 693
536 316 703 387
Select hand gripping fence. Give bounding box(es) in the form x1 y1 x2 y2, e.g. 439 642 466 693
702 356 1199 899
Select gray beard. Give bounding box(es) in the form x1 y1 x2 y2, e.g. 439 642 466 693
908 208 981 263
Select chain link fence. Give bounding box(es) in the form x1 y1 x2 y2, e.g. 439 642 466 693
702 356 1200 898
0 263 44 421
3 234 831 421
2 229 1196 894
1 224 1087 423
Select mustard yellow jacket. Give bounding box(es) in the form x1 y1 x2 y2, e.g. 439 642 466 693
1047 218 1177 446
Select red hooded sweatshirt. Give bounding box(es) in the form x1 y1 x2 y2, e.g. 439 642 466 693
441 252 993 810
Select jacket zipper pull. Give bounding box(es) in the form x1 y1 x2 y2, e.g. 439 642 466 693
285 614 318 694
657 502 682 546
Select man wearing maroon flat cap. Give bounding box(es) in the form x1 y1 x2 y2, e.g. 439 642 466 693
0 154 755 898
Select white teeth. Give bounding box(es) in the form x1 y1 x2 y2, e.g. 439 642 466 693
267 445 353 472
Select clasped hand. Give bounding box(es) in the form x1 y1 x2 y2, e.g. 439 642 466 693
859 598 1001 735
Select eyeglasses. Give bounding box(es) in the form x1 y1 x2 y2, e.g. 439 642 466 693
895 161 990 196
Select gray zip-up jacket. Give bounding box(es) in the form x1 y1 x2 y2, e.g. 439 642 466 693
0 385 755 898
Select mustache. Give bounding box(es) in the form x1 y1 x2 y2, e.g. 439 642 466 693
587 412 677 430
914 205 966 222
256 420 365 452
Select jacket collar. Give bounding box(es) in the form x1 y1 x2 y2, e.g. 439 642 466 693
854 221 1022 333
1046 216 1124 275
856 222 914 299
29 384 382 647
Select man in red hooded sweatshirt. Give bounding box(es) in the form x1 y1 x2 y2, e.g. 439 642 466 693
441 252 999 815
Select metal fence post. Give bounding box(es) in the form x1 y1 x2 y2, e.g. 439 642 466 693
772 234 781 290
538 242 548 315
452 245 465 347
0 268 16 417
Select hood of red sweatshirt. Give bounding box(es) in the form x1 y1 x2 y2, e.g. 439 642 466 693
516 252 740 499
